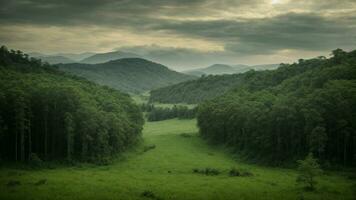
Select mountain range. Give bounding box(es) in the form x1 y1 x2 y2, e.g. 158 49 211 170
30 50 278 74
183 63 279 76
58 58 195 93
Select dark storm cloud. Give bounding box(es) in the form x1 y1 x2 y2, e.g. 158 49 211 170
155 13 356 54
1 0 355 56
0 0 260 26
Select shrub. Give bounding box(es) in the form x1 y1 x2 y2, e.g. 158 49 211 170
144 145 156 152
229 167 240 176
229 167 253 177
192 167 220 176
34 179 47 186
241 171 254 177
6 180 20 187
296 153 323 190
180 133 193 138
29 153 43 168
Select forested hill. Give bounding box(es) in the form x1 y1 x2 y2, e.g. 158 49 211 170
183 63 279 76
197 49 356 166
149 51 353 104
150 74 247 103
80 51 141 64
0 46 144 164
150 64 288 104
59 58 195 93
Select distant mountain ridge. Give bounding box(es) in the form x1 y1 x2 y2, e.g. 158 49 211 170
59 58 196 93
29 52 95 64
80 51 141 64
183 63 279 76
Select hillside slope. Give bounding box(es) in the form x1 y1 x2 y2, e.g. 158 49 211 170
150 74 246 103
37 55 76 64
183 63 279 76
0 46 143 162
59 58 195 93
197 49 356 166
80 51 141 64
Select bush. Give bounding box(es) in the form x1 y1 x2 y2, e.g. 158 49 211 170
296 153 323 190
6 180 20 187
141 190 155 198
180 133 193 138
29 153 43 168
144 145 156 152
241 171 254 177
229 167 240 176
192 167 220 176
34 179 47 186
229 167 253 177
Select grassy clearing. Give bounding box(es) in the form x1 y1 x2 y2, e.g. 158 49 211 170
131 93 196 109
0 119 355 200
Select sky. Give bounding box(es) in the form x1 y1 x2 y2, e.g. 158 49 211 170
0 0 355 69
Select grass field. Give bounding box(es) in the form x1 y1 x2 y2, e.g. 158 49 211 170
0 119 355 200
130 94 197 109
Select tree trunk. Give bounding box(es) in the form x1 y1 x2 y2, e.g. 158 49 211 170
15 130 18 162
344 132 348 166
28 118 32 160
44 105 48 160
20 124 24 161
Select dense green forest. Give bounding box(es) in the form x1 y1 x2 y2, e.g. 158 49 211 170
197 49 356 166
183 63 279 77
59 58 195 94
150 53 354 104
150 74 247 104
0 46 144 164
142 104 196 121
149 66 291 104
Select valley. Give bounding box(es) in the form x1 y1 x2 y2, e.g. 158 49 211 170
1 119 355 200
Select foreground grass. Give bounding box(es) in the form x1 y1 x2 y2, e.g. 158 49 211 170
0 119 355 200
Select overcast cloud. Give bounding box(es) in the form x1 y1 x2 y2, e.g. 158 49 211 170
0 0 355 69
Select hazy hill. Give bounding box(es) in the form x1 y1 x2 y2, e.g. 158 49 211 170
80 51 141 64
37 55 76 64
28 52 95 64
184 63 278 76
59 58 195 93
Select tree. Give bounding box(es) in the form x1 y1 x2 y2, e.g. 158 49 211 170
308 126 327 158
64 112 74 161
296 153 323 190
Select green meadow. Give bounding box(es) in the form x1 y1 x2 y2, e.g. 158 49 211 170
0 119 355 200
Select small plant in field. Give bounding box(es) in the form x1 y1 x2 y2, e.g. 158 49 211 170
141 190 162 200
192 167 220 176
229 167 253 177
143 144 156 152
141 190 155 198
34 179 47 186
241 171 254 177
229 167 240 176
29 153 43 168
180 133 192 138
296 153 323 191
6 180 20 187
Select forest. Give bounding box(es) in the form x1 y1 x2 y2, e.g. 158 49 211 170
142 104 196 121
0 46 144 164
197 49 356 166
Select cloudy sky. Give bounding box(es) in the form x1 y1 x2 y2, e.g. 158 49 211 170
0 0 355 69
